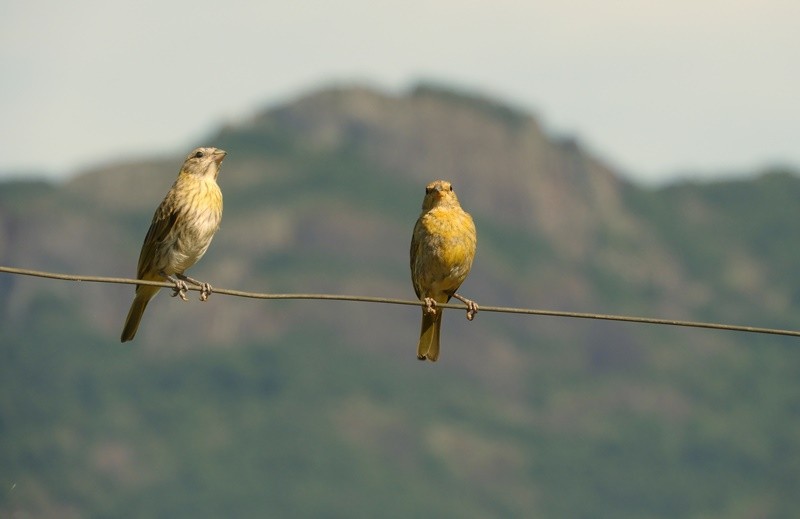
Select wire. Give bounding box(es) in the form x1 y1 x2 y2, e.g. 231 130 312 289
2 264 799 338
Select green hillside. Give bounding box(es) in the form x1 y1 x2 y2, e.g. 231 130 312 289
2 83 800 518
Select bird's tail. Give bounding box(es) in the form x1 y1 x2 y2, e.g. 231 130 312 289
417 309 443 361
120 286 159 342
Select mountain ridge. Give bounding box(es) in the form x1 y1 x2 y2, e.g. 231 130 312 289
2 82 800 518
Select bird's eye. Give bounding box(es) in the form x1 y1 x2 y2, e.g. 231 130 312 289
194 151 204 158
425 187 433 194
449 184 453 191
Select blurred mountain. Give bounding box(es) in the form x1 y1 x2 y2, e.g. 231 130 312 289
2 82 800 518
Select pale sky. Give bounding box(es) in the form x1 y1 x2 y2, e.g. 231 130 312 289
1 0 798 183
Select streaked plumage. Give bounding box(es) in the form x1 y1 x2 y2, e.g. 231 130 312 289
410 180 477 361
120 147 226 342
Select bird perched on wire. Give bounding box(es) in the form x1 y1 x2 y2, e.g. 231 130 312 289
120 147 226 342
410 179 478 361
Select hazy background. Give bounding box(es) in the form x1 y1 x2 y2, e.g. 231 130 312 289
4 5 800 512
2 0 798 183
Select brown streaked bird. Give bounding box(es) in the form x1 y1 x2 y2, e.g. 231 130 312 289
120 147 226 342
410 179 478 362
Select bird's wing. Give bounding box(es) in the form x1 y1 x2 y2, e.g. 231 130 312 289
410 217 425 300
136 194 180 279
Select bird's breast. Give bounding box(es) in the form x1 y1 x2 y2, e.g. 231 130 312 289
412 206 476 297
163 179 223 273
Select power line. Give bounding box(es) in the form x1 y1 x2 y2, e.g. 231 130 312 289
1 264 799 338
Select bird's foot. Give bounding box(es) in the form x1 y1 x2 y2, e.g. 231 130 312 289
161 272 190 301
198 282 213 302
176 274 212 302
423 297 438 316
453 293 478 321
168 278 190 301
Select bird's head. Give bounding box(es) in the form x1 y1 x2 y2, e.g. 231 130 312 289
421 179 459 211
181 147 227 180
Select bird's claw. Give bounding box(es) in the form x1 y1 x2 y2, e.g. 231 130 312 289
465 301 479 321
453 293 478 321
423 297 437 315
170 280 190 301
199 282 213 302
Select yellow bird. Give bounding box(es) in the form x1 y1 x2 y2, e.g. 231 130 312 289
120 147 226 342
410 180 478 361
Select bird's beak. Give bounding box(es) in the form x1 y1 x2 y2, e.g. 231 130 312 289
212 150 227 165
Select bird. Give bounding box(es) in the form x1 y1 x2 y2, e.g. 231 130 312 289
410 179 478 361
120 147 226 342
